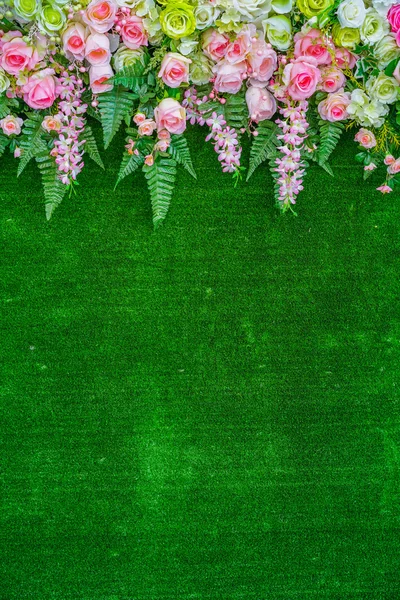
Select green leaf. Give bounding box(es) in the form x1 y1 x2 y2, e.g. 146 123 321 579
0 132 9 157
82 125 104 169
246 120 280 181
317 120 344 166
168 134 197 179
385 58 399 77
115 149 144 188
108 55 149 93
320 161 334 177
98 87 136 149
222 90 248 130
144 156 177 229
35 152 68 220
17 113 47 177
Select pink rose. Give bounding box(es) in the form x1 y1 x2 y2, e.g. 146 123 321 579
83 0 117 33
85 33 111 65
393 61 400 84
319 66 346 93
225 32 251 65
138 119 157 136
155 139 170 152
388 4 400 32
283 56 321 100
89 63 113 93
42 115 62 133
388 158 400 175
377 185 392 193
154 98 186 135
247 39 277 84
158 129 171 141
22 68 60 110
334 48 357 69
354 128 376 149
0 114 23 136
294 29 332 65
318 89 351 121
396 29 400 47
202 28 229 62
158 52 191 88
133 113 146 124
1 37 39 75
246 86 276 122
62 23 87 61
213 60 247 94
120 15 148 49
144 154 154 166
384 154 395 165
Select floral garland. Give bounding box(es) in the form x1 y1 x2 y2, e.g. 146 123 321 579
0 0 399 226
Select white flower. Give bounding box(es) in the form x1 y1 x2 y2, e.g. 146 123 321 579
372 0 398 16
177 36 199 56
194 3 220 30
337 0 366 28
263 15 292 50
360 8 389 44
231 0 272 21
366 72 399 104
347 89 389 128
374 33 400 68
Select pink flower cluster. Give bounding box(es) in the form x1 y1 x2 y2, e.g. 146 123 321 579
50 71 87 185
274 101 309 210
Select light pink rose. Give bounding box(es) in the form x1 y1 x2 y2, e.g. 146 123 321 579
144 154 154 166
202 28 229 62
246 86 277 122
138 119 157 136
155 139 170 152
120 15 148 49
354 128 376 149
318 89 351 121
334 48 356 69
1 37 39 75
158 129 171 141
89 63 113 93
62 23 88 61
154 98 186 135
133 112 146 124
0 114 23 136
22 68 60 110
247 39 277 84
213 60 247 94
377 185 392 193
294 29 332 65
225 33 251 65
158 52 191 88
85 33 111 65
283 56 321 101
388 4 400 32
384 154 395 165
42 115 62 133
83 0 117 33
388 158 400 175
319 66 346 93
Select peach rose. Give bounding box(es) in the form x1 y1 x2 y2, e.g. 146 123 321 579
213 60 247 94
1 37 39 75
154 98 186 135
133 113 146 125
83 0 117 33
318 89 351 121
202 28 229 62
138 119 157 136
144 154 154 166
62 23 88 61
283 56 321 100
294 29 332 66
89 63 113 93
158 52 191 88
246 86 277 122
42 115 62 133
22 68 60 110
120 15 148 49
0 114 23 136
354 128 376 149
247 39 277 84
388 158 400 175
158 129 171 141
85 33 111 65
319 66 346 93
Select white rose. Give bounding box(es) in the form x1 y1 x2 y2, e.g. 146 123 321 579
347 89 389 128
374 33 400 68
372 0 398 16
177 36 199 55
360 8 389 44
337 0 366 28
366 72 399 104
263 15 292 50
195 3 221 29
232 0 272 20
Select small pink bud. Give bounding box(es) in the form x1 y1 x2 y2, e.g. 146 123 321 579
220 98 226 105
115 25 121 32
121 18 126 25
209 92 215 99
91 100 98 107
253 130 259 136
79 66 86 73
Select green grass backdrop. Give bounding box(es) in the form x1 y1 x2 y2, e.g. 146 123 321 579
1 126 400 599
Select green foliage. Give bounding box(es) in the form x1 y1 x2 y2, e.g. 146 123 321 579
98 87 136 149
222 91 248 130
317 120 344 166
246 120 280 181
144 156 177 229
35 152 67 220
109 62 149 94
0 132 9 157
17 113 47 177
0 94 19 119
83 125 104 170
115 148 144 188
168 134 196 179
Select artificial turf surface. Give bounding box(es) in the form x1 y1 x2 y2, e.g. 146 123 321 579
1 125 400 599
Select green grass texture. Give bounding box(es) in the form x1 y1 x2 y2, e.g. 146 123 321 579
1 126 400 599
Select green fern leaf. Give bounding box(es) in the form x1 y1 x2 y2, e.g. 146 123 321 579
246 120 280 181
98 87 136 149
83 125 104 169
144 156 177 229
0 132 9 157
222 90 248 130
35 153 67 220
115 149 144 188
109 60 148 93
320 161 334 177
318 120 343 166
168 134 197 179
17 113 47 177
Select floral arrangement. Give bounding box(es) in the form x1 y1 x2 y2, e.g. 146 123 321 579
0 0 399 226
